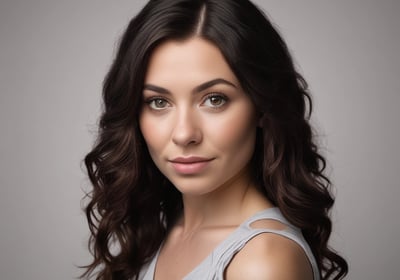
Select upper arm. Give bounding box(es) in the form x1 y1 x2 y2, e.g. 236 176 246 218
224 233 314 280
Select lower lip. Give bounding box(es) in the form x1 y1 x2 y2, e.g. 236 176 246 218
170 160 212 175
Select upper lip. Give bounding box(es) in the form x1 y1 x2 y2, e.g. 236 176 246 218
169 156 213 163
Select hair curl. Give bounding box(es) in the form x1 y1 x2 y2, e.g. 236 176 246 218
82 0 348 279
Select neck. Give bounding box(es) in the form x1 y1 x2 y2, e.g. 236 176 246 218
178 168 271 233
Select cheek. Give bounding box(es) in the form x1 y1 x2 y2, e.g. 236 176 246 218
139 114 162 155
207 106 257 153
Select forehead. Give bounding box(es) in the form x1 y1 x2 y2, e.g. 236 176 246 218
145 37 239 86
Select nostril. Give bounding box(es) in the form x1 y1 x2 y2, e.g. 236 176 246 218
171 110 203 146
171 124 202 146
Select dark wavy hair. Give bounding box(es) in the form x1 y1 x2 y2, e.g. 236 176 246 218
82 0 348 279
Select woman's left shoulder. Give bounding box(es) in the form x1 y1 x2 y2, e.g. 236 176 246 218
225 232 314 280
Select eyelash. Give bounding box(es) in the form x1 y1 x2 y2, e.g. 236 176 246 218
202 93 228 109
144 97 170 110
144 93 229 110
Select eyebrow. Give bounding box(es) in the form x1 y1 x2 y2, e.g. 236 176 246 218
143 78 238 94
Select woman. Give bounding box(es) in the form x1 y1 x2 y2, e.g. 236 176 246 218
82 0 348 279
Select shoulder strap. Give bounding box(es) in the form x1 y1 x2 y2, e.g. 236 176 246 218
210 208 321 280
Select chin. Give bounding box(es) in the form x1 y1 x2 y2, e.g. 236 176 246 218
170 178 220 196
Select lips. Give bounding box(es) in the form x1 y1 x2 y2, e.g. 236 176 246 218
169 156 214 175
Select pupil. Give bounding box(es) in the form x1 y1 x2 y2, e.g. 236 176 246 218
211 97 221 105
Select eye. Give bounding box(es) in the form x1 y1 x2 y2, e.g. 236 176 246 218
146 98 170 110
202 93 228 108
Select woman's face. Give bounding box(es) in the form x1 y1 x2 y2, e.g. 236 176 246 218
139 37 258 196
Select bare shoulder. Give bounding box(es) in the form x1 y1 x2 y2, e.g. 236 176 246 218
225 232 314 280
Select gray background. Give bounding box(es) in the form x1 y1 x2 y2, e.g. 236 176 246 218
1 0 399 279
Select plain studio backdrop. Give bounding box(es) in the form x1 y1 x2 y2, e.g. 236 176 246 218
0 0 399 279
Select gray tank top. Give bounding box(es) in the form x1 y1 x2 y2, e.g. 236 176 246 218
139 207 320 280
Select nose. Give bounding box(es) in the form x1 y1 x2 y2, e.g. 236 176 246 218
171 108 202 147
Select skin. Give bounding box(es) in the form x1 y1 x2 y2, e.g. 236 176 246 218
139 37 312 280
